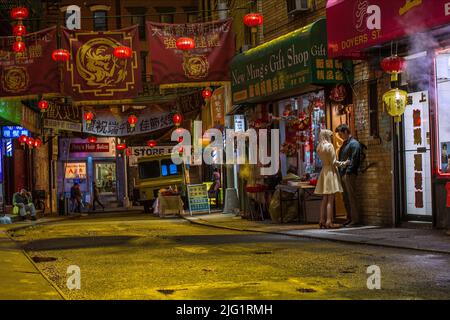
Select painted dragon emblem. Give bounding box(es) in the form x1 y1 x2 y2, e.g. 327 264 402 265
2 66 28 92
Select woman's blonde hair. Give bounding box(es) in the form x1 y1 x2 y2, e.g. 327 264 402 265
317 129 333 152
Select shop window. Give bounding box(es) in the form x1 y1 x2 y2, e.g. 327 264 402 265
93 10 107 31
160 14 174 23
161 159 182 177
95 163 116 194
368 80 379 137
131 14 146 39
139 160 160 179
435 50 450 176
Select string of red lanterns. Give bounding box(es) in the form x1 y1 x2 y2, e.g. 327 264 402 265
87 136 97 143
116 143 127 150
127 114 138 128
52 49 70 62
10 7 29 20
380 55 406 81
172 113 183 127
147 140 157 148
10 7 29 54
38 99 49 112
243 13 264 28
202 88 212 100
83 111 95 124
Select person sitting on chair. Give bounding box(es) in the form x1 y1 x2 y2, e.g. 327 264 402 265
13 188 37 221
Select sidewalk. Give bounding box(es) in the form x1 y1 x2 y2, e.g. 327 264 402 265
183 213 450 255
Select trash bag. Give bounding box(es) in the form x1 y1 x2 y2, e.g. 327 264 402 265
0 216 12 224
268 189 299 223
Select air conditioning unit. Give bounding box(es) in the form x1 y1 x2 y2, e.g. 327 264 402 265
287 0 310 15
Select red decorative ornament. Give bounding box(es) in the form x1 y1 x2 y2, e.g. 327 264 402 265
87 136 97 144
12 24 26 37
147 140 157 148
202 88 212 100
27 137 35 148
38 100 49 112
19 135 28 145
113 46 132 59
283 110 290 117
127 114 138 128
172 113 183 127
12 41 26 53
243 13 264 28
10 7 29 20
83 111 94 124
116 143 127 150
380 55 406 81
178 136 183 143
33 138 42 148
52 49 70 62
176 37 195 51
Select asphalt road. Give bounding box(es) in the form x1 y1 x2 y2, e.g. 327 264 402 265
8 214 450 299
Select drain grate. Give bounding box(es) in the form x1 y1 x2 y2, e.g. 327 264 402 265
31 256 57 263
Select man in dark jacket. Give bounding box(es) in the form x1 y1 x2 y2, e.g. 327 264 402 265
336 124 362 227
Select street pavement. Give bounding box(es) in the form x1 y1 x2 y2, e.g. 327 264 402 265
2 213 450 299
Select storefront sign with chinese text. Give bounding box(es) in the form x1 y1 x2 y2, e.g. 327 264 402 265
2 126 28 138
44 102 82 132
65 162 87 179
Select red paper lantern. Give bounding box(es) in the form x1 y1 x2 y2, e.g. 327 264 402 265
19 135 28 145
202 88 212 100
10 7 29 20
116 143 127 150
172 113 183 127
38 100 49 112
27 137 34 148
33 138 42 148
243 13 264 28
12 41 26 53
147 140 157 148
113 46 132 59
176 37 195 51
87 136 97 143
12 24 26 37
128 114 138 128
380 55 406 81
84 111 94 124
178 136 183 143
52 49 70 62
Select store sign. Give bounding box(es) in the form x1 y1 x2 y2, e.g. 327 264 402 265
129 146 174 166
44 102 82 132
234 115 246 132
327 0 450 58
187 184 210 215
70 143 109 153
21 105 40 134
2 126 28 138
230 19 350 104
211 87 225 128
65 162 87 179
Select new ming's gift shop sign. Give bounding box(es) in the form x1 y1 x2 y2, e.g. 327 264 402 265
231 19 351 104
326 0 450 58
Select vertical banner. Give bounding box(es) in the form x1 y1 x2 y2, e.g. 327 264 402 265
0 27 59 98
62 26 142 105
146 19 235 86
211 87 225 129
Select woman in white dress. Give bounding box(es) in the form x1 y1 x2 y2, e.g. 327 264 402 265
314 129 349 229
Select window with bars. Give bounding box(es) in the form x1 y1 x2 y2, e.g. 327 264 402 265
93 10 107 31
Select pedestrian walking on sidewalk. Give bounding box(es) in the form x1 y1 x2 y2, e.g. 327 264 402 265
335 124 362 227
92 182 105 211
314 129 350 229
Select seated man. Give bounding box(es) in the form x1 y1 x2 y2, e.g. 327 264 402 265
13 189 37 221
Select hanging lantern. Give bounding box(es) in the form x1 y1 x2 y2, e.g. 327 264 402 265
19 135 28 145
202 88 212 100
52 49 70 62
83 111 94 124
33 138 42 148
113 46 132 59
10 7 29 20
116 143 127 150
127 114 138 128
382 88 408 122
87 136 97 144
243 13 264 28
37 100 49 112
12 41 26 53
12 24 26 37
147 140 157 148
172 113 183 127
176 37 195 51
27 137 35 148
381 55 406 81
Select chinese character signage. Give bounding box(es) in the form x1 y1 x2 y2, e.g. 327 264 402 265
230 19 350 104
187 184 210 215
2 126 28 138
65 162 87 179
327 0 450 58
0 27 59 98
211 87 225 128
44 101 82 132
62 26 142 105
82 105 174 137
146 19 235 86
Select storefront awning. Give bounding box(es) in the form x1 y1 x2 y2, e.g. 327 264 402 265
231 18 350 104
327 0 450 58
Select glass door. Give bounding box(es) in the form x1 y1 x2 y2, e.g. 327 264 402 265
94 162 117 195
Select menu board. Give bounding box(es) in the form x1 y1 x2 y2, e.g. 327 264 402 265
187 184 211 216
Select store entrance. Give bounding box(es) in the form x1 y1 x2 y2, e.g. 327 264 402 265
400 91 433 220
94 162 117 196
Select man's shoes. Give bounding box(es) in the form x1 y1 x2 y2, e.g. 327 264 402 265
30 216 37 221
342 219 352 226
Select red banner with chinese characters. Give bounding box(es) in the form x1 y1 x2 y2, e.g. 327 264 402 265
327 0 450 58
146 19 235 87
62 26 142 105
0 27 59 98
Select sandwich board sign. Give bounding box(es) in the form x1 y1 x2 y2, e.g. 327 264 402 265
186 184 210 216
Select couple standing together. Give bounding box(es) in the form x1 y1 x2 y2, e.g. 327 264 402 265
314 124 361 229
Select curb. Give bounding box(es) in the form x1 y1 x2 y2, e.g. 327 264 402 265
181 215 450 255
